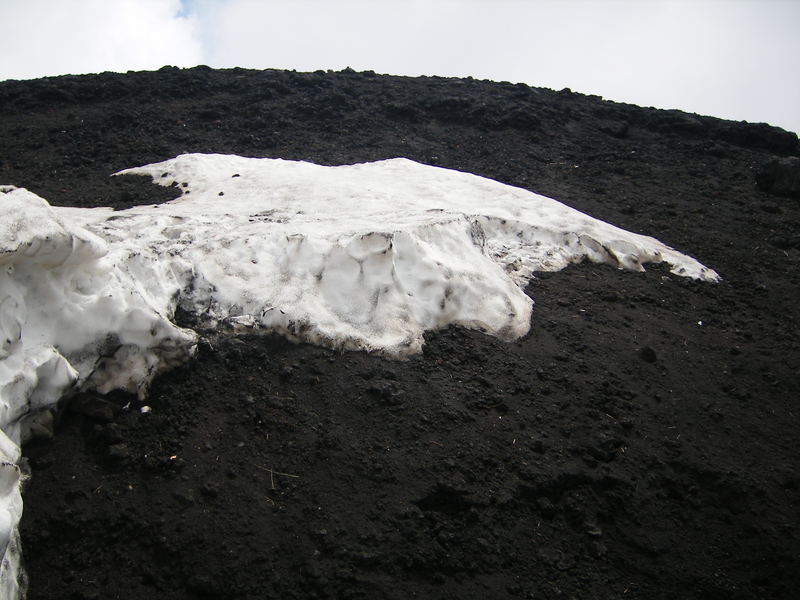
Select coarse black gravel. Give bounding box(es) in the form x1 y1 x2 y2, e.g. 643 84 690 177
1 66 799 600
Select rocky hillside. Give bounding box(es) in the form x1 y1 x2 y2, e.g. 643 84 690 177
2 66 799 600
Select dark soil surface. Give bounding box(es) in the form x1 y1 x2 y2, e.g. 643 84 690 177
2 66 799 600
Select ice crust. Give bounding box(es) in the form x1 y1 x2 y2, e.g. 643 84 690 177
0 155 718 596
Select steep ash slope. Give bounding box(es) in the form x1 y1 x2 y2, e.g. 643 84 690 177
1 67 799 600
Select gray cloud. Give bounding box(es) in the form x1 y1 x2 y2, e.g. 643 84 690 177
188 0 799 133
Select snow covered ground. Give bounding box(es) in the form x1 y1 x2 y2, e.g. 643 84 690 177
0 154 718 597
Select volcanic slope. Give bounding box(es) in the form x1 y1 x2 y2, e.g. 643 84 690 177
1 67 799 600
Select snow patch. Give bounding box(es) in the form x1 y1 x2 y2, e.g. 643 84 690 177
0 185 196 596
103 155 716 351
0 155 719 596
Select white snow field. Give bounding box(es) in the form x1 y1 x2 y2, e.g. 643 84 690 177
0 155 718 597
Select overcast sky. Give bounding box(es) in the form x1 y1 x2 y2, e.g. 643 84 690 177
1 0 798 134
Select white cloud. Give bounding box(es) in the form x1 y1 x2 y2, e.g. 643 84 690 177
0 0 798 134
0 0 203 80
